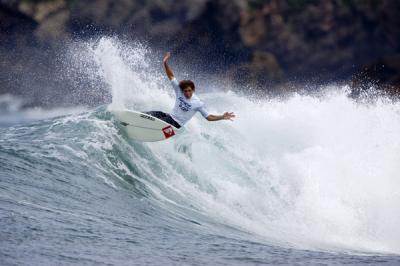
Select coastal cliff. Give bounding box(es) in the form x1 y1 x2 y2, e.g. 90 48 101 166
1 0 399 106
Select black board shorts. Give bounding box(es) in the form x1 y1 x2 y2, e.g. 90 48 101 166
145 111 181 129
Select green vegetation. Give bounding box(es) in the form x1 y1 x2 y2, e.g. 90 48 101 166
247 0 265 11
21 0 57 3
247 0 320 12
286 0 319 13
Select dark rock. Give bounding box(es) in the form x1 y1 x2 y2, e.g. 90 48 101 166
1 0 400 106
0 2 37 48
229 50 284 91
351 54 400 98
18 0 70 42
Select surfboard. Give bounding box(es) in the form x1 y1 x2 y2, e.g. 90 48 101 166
111 109 181 142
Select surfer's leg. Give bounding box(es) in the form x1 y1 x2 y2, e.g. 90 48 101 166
145 111 181 128
145 111 165 119
145 111 170 123
163 114 181 129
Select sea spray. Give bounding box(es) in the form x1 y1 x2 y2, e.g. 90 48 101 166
88 37 400 254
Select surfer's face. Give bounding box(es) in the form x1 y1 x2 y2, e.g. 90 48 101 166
182 87 194 99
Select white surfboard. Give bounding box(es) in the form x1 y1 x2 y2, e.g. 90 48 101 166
111 109 181 142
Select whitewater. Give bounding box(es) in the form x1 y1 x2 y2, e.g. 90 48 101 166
1 38 400 265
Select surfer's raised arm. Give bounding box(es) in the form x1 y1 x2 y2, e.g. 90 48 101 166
163 52 174 80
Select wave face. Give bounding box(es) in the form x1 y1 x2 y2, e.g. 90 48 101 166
1 38 400 265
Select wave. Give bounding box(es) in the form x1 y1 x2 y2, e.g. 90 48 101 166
0 94 86 127
2 37 400 255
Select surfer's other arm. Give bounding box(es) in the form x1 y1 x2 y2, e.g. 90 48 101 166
207 112 235 121
163 52 174 80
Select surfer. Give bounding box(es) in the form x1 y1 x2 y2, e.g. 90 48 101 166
146 52 235 128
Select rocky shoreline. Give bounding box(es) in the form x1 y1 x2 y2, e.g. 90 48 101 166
1 0 399 107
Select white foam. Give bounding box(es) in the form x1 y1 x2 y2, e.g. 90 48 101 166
91 37 400 254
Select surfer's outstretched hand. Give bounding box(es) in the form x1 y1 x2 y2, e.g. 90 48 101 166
223 112 235 121
163 52 171 63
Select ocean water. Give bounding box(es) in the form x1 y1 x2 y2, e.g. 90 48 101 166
1 38 400 265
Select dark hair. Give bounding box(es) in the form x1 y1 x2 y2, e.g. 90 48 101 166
179 80 195 91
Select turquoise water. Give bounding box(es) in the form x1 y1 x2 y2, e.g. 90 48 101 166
1 107 399 265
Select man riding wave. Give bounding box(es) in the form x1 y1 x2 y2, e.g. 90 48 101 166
146 52 235 128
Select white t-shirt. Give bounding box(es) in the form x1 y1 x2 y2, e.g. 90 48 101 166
170 78 209 126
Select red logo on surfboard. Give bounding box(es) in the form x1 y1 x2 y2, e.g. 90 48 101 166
162 125 175 138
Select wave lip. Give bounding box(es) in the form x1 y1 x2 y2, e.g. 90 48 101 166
86 38 400 255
